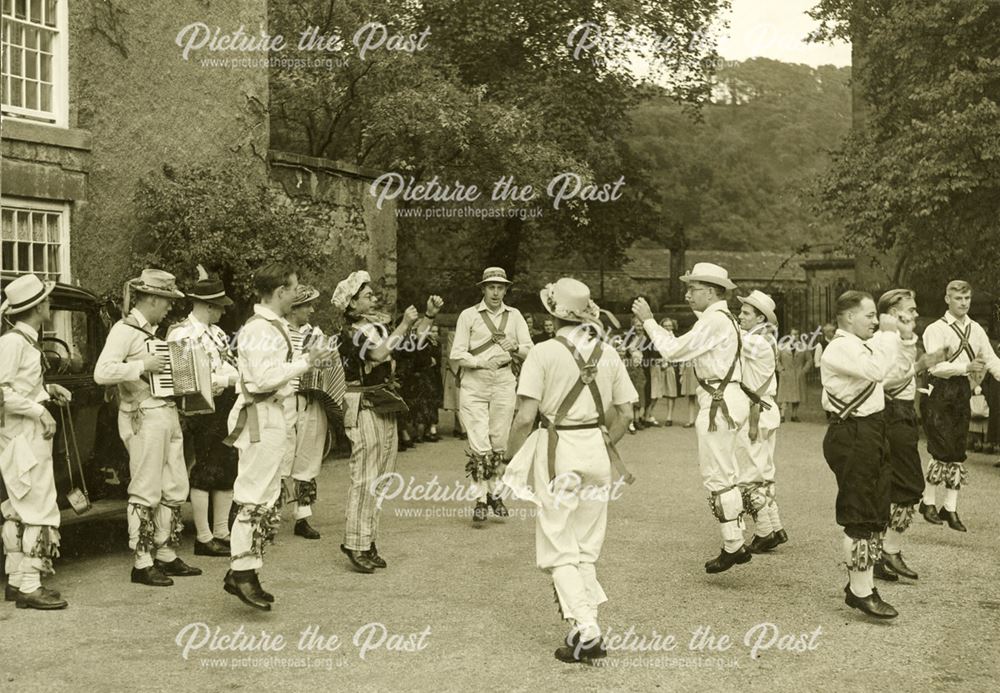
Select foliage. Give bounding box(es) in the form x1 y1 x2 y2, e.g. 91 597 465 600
809 0 1000 291
268 0 729 287
628 58 853 251
131 164 331 315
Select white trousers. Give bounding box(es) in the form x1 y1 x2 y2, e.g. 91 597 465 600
531 428 611 628
695 384 751 493
228 399 288 571
459 369 516 455
118 405 188 568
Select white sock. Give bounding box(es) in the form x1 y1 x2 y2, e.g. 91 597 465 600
922 482 938 506
864 567 875 593
768 503 783 531
190 489 213 543
754 507 773 536
211 490 233 540
720 520 744 552
294 503 312 521
882 529 903 555
848 570 870 597
8 569 22 588
942 488 959 512
19 571 41 594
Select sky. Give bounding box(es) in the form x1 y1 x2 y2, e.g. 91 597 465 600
716 0 851 67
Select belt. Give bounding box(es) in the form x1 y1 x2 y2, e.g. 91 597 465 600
826 410 884 424
538 416 633 485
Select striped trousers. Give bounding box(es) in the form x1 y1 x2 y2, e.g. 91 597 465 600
343 409 398 552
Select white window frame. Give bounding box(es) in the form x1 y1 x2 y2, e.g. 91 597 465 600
1 0 70 127
0 196 72 282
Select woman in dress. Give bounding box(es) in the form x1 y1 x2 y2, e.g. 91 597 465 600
776 327 809 422
658 317 681 426
623 316 647 433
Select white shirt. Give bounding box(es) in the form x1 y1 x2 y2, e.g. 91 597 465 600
517 325 637 424
167 312 239 391
450 301 532 369
94 307 165 409
234 305 310 399
923 312 1000 379
868 329 917 400
820 329 894 417
642 301 742 383
0 321 49 420
741 329 777 400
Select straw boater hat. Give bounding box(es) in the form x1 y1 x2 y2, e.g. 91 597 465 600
680 262 737 291
477 267 513 286
0 274 56 316
539 278 601 326
291 283 320 307
187 265 233 307
737 289 778 325
331 270 371 310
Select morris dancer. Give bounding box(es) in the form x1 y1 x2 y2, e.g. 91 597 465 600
167 267 239 557
734 290 787 553
281 284 328 540
0 274 71 609
820 291 896 618
634 263 753 573
504 278 636 663
450 267 532 524
919 280 1000 531
333 270 443 572
95 269 202 587
223 263 333 610
870 289 946 581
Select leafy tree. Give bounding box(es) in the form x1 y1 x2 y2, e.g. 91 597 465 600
268 0 727 302
628 58 852 252
809 0 1000 291
131 164 331 323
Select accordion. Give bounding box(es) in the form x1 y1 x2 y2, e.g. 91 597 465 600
299 362 347 423
146 340 215 414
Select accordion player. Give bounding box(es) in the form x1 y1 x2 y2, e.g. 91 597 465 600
145 339 215 414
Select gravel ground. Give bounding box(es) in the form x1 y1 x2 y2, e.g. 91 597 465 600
2 403 999 692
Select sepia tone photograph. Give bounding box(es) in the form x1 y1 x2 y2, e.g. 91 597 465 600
1 1 998 690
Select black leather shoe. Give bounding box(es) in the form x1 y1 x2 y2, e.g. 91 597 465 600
294 519 321 540
486 494 509 518
366 543 387 569
705 545 752 573
874 559 899 582
250 572 275 603
883 552 918 580
154 558 203 577
15 587 68 610
773 529 788 545
473 502 488 524
6 583 61 601
194 538 230 557
340 544 376 573
919 501 944 525
425 433 441 442
224 570 271 611
748 532 780 554
844 584 898 619
131 566 174 587
554 633 607 663
937 508 967 532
